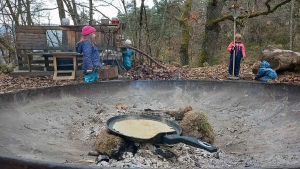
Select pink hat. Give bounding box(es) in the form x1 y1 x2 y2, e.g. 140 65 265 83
82 26 96 36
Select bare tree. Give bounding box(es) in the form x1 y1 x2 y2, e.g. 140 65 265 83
63 0 81 25
5 0 20 26
120 0 127 15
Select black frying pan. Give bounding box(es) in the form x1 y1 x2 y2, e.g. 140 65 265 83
107 114 218 152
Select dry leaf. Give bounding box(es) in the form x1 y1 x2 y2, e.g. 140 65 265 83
116 103 128 110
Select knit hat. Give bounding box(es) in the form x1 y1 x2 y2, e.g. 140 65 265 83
82 26 96 36
124 39 132 45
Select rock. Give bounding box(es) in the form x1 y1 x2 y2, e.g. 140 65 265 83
166 106 193 120
213 152 220 159
99 161 109 166
88 150 100 156
94 129 127 160
180 111 215 144
153 148 176 159
252 45 300 73
122 152 134 159
96 154 110 163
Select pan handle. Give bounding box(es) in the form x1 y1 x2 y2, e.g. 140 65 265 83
163 134 218 153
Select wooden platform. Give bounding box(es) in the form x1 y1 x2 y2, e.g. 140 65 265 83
9 70 83 78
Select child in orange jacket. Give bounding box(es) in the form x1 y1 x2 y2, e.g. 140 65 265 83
227 33 246 79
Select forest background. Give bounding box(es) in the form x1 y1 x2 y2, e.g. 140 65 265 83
0 0 299 69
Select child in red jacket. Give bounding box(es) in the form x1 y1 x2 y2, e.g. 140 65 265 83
227 33 246 79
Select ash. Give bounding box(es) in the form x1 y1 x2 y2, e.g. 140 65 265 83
15 95 300 168
95 144 222 168
80 98 249 168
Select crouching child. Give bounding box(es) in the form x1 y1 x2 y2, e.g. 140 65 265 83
253 60 277 82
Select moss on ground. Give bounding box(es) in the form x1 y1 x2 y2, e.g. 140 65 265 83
180 111 215 144
94 129 124 158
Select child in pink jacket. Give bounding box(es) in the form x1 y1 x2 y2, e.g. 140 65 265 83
227 33 246 79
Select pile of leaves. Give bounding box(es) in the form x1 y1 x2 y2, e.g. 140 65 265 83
126 63 254 81
1 63 300 93
0 73 84 92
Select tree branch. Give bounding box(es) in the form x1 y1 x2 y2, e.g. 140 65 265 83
128 46 166 69
166 10 181 22
208 0 292 26
0 35 14 52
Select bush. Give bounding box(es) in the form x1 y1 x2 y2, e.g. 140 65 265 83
0 63 14 73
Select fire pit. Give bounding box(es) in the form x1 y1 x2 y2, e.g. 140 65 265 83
0 80 300 168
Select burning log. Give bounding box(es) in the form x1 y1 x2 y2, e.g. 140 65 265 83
252 45 300 74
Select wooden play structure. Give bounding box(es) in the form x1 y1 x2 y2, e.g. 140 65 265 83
15 23 124 80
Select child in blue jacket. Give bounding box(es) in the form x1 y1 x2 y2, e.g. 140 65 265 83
253 60 277 82
77 26 102 82
122 39 134 71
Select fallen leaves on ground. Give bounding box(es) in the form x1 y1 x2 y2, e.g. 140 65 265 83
116 103 128 110
1 63 300 93
0 73 84 92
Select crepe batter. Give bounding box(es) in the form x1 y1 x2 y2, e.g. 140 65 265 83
113 119 175 139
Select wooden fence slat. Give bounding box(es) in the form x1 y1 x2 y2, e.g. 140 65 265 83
19 66 83 71
16 26 65 31
17 34 47 39
19 66 51 71
16 29 47 34
18 60 83 64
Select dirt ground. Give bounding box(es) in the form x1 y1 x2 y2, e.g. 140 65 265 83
0 81 299 168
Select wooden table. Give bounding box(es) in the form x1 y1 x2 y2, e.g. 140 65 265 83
26 52 83 80
26 53 53 72
51 52 83 80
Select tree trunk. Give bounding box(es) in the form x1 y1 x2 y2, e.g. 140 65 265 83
89 0 93 25
144 6 152 57
56 0 67 46
72 0 81 25
289 0 294 50
26 0 33 25
198 0 225 66
179 0 192 66
120 0 127 14
133 0 138 62
138 0 145 62
252 45 300 73
57 0 66 20
63 0 80 25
